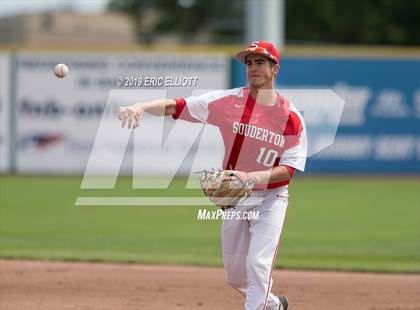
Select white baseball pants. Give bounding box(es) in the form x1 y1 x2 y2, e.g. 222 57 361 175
222 186 289 310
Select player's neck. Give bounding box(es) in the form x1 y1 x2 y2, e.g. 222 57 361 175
249 87 277 106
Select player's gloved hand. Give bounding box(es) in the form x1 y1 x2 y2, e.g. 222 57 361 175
199 169 255 209
118 106 144 129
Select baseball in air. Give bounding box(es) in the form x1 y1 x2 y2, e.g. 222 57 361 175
54 63 69 78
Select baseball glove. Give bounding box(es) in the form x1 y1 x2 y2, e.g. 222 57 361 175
199 169 255 209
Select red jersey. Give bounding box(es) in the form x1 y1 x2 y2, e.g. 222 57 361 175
173 87 307 189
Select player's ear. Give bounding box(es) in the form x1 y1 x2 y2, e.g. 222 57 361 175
273 64 280 75
272 63 280 79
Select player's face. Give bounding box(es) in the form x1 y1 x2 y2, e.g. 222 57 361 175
245 54 278 88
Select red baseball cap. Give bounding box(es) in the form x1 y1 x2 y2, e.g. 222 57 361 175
236 41 280 64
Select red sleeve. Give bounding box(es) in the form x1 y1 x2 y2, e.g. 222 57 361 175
265 164 296 189
171 98 201 123
283 165 295 177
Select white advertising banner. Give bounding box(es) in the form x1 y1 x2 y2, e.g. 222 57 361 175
0 53 9 172
16 53 229 175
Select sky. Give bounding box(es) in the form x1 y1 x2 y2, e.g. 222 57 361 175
0 0 109 17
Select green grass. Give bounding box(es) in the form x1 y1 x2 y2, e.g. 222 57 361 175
0 175 419 273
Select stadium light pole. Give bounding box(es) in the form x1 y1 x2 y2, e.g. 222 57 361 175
244 0 285 50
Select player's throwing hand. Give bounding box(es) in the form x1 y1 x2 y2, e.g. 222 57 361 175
118 106 143 129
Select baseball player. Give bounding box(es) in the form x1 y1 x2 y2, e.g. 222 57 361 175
118 41 306 310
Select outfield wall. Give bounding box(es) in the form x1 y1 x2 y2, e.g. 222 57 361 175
0 52 419 175
1 52 228 175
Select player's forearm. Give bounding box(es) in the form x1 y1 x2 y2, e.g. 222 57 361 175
131 99 176 116
248 165 292 185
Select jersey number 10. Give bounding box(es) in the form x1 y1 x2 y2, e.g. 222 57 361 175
256 147 278 167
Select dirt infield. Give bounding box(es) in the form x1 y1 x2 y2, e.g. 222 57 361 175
0 260 419 310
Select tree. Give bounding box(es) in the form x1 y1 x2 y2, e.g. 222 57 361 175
108 0 241 43
108 0 420 46
286 0 420 45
